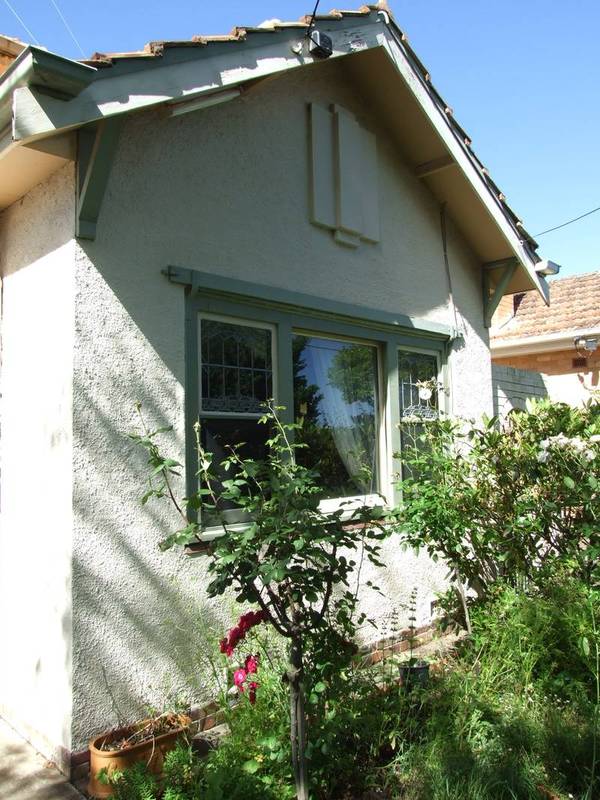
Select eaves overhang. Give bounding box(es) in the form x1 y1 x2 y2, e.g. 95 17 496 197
0 45 96 130
0 6 550 304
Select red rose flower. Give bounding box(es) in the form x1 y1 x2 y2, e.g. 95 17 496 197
245 654 259 674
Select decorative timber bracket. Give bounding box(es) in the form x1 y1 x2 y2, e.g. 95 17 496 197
482 257 518 328
76 117 123 240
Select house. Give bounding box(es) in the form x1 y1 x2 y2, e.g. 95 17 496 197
0 3 554 775
491 272 600 407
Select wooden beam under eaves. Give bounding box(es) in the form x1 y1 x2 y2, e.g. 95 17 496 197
76 118 123 240
414 154 454 179
482 259 517 328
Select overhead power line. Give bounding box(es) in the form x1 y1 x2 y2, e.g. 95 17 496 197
2 0 39 43
535 204 600 237
48 0 85 57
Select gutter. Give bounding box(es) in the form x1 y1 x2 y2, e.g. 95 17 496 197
0 45 96 140
491 326 600 358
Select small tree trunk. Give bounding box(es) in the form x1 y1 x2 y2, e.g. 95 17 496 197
288 636 308 800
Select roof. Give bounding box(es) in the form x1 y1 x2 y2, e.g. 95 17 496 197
0 3 551 301
72 5 538 256
492 271 600 341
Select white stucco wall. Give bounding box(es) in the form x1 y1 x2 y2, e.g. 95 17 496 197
0 164 75 771
68 60 492 750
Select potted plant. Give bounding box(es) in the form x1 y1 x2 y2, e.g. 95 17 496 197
398 587 429 688
88 711 191 799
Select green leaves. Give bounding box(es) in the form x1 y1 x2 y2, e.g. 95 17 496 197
158 523 199 552
242 759 261 775
394 397 600 599
581 635 591 657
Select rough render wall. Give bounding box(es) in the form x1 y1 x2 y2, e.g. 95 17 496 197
71 60 493 748
0 164 75 771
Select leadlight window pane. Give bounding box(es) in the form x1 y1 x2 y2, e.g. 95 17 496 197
398 351 438 420
293 334 379 499
398 350 439 479
200 319 273 414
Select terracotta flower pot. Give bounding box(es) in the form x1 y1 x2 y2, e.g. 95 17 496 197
87 715 191 799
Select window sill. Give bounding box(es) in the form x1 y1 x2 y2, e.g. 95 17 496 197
184 503 391 557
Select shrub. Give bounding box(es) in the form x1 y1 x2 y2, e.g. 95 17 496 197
364 578 600 800
396 398 600 600
106 577 600 800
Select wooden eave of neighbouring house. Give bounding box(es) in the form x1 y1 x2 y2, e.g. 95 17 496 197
0 3 550 306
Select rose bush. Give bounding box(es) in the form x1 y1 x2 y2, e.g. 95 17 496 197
131 403 388 800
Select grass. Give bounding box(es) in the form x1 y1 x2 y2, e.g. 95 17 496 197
104 578 600 800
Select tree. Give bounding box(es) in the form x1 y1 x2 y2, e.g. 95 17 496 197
131 403 388 800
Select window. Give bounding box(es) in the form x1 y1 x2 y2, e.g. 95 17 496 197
182 282 449 530
198 315 276 522
293 334 380 503
397 349 440 479
200 317 273 414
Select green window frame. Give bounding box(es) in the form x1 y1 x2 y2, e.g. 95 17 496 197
167 267 451 528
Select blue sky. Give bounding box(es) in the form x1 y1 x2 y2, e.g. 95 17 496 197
2 1 599 277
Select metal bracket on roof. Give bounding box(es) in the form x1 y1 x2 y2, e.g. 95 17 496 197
482 258 517 328
76 117 123 240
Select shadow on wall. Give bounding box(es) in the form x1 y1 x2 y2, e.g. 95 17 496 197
69 352 227 752
491 364 548 417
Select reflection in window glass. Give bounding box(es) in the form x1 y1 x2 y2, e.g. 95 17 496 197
398 350 439 478
199 417 270 521
293 335 379 499
200 319 272 414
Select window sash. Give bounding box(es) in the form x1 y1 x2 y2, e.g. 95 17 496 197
397 347 442 482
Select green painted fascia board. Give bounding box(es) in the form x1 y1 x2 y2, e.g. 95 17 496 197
27 47 96 96
0 46 96 134
164 266 452 341
0 46 95 96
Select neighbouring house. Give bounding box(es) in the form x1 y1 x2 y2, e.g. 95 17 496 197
0 3 555 775
491 272 600 408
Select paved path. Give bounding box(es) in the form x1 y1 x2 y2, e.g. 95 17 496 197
0 718 85 800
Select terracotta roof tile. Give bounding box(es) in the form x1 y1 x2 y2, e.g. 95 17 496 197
84 5 387 65
492 271 600 340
